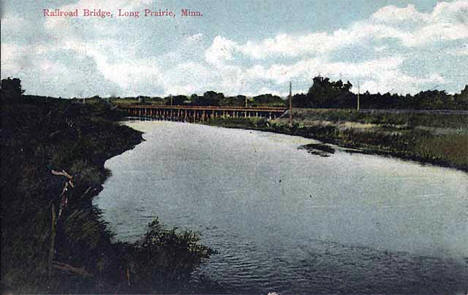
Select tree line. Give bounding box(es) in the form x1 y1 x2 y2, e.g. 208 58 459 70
132 91 285 107
3 77 468 110
292 76 468 110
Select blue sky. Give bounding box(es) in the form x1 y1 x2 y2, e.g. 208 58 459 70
1 0 467 97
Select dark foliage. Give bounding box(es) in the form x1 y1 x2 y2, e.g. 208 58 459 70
116 75 467 110
1 80 212 293
293 76 468 110
1 77 25 96
250 94 284 107
157 91 283 107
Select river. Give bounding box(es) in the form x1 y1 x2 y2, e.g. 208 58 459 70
94 120 468 294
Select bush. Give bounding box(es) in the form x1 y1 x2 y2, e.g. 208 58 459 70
129 219 213 290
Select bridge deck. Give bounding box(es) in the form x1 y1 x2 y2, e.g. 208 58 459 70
119 104 287 112
119 104 287 121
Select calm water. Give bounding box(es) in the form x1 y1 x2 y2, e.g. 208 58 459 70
94 121 468 294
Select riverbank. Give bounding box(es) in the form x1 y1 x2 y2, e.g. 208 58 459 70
204 109 468 172
1 93 212 293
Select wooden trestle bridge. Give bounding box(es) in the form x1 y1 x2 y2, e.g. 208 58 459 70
119 105 288 122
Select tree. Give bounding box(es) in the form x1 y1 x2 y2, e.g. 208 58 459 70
1 77 25 95
191 91 224 106
165 95 188 105
306 76 355 108
454 85 468 109
251 94 285 106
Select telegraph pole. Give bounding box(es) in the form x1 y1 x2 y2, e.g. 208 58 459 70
289 81 293 127
357 81 360 111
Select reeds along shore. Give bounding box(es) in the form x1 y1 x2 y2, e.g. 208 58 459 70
205 111 468 173
0 91 213 293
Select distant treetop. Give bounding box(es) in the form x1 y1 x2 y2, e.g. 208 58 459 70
1 77 25 95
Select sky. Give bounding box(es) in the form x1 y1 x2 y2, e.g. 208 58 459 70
1 0 468 97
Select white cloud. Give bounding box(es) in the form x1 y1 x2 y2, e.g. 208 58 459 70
205 36 238 66
161 62 217 95
1 0 466 96
204 0 468 63
371 4 429 24
200 1 466 95
242 56 437 94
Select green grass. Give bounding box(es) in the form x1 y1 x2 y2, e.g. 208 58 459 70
291 109 468 129
412 133 468 169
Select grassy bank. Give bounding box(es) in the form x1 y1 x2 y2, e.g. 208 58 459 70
1 92 213 293
204 109 468 172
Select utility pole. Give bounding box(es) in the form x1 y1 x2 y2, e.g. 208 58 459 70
357 81 360 111
289 81 293 127
170 94 173 106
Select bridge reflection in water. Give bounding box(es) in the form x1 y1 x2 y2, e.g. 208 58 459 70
120 105 287 122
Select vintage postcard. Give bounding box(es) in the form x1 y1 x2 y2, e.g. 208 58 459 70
1 0 467 294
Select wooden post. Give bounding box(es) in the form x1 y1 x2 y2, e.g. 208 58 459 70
357 81 360 111
289 81 293 127
48 203 57 279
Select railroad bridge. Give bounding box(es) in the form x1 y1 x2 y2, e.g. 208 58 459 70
119 105 287 122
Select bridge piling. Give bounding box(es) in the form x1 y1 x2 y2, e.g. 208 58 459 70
121 105 287 122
